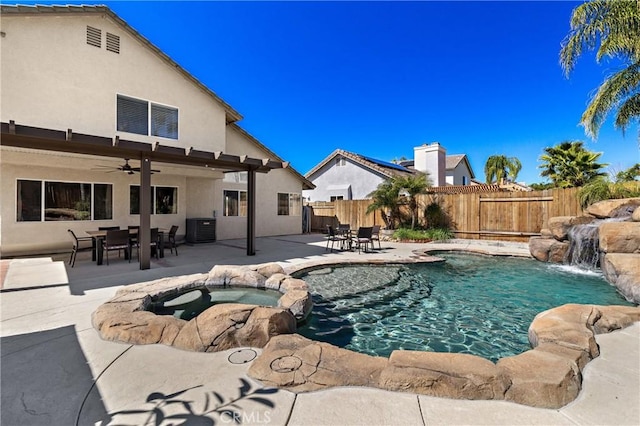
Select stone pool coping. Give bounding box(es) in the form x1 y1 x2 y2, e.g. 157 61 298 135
92 263 313 353
92 250 640 409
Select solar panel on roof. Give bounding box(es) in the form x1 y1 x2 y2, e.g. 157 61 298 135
360 155 410 172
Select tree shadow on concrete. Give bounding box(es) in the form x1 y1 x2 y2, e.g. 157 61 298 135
95 378 279 425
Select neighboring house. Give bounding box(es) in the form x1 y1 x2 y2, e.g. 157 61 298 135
303 149 415 202
304 143 475 202
0 5 313 258
399 144 475 187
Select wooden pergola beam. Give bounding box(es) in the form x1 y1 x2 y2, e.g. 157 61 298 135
1 121 291 267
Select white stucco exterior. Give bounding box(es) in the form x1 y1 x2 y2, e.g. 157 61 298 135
446 161 473 186
413 143 446 186
302 156 387 202
0 7 309 256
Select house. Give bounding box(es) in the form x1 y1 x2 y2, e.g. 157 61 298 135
303 143 475 202
0 5 313 262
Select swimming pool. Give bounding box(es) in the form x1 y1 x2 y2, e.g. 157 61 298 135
295 253 635 362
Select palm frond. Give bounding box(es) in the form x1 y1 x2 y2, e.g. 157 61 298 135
580 61 640 138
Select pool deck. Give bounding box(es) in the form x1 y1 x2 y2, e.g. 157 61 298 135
1 235 638 425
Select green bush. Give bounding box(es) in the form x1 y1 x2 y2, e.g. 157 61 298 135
392 227 453 241
424 202 449 229
578 178 640 209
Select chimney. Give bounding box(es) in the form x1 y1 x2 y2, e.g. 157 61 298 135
413 142 446 186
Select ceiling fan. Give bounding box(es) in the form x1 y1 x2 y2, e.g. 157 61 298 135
92 159 160 175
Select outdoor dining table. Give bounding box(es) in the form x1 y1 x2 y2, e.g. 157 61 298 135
86 228 166 265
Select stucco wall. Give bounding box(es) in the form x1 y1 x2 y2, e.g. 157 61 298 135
0 12 305 255
304 158 387 202
216 126 304 239
446 163 472 185
0 12 227 151
0 149 193 255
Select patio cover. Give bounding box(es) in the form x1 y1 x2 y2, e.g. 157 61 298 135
1 121 288 269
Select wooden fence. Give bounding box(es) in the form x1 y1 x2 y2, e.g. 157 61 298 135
306 188 582 242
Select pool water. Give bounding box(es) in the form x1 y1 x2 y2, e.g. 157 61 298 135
152 288 282 321
296 253 635 362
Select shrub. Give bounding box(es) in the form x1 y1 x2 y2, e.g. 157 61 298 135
424 201 449 229
392 227 453 241
578 178 640 209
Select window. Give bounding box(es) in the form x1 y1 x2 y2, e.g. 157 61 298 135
223 172 248 183
117 95 178 139
462 176 468 185
277 193 301 216
17 180 41 221
129 186 178 215
223 190 247 216
330 196 344 202
156 186 177 214
17 180 112 222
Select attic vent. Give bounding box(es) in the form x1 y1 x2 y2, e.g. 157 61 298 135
86 26 101 48
106 32 120 54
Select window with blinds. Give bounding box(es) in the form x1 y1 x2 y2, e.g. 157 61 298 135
117 95 178 139
117 95 148 136
151 104 178 139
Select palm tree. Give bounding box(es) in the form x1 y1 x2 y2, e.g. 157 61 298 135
539 141 608 187
560 0 640 139
393 173 432 229
484 155 522 184
366 180 401 230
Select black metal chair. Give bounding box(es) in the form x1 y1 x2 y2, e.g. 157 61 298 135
371 225 382 250
67 229 93 267
127 225 140 247
150 228 160 259
325 225 347 252
165 225 179 255
102 229 132 265
351 227 373 254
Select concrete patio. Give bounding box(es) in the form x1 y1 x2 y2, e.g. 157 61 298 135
1 235 638 425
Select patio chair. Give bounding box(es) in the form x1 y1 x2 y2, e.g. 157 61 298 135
99 226 122 257
150 227 160 259
165 225 179 255
127 225 140 246
67 229 94 267
351 227 373 254
102 229 132 265
325 225 347 252
371 225 381 250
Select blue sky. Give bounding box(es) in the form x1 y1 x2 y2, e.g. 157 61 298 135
12 1 640 184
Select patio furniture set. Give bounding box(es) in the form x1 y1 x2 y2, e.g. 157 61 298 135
325 224 381 253
67 225 179 267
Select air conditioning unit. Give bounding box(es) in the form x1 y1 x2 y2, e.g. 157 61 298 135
185 218 216 243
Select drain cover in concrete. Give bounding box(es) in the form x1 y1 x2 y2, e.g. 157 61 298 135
228 348 258 364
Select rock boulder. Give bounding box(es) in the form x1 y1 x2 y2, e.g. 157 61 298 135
172 303 296 352
529 237 569 263
379 350 510 400
248 334 387 392
586 198 640 219
599 222 640 254
601 253 640 303
497 350 581 408
548 216 594 241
